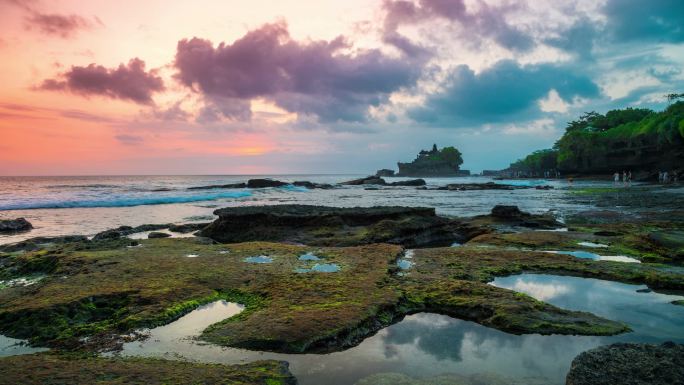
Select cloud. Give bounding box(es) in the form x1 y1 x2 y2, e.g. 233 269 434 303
381 0 534 53
173 21 423 123
545 17 598 60
25 12 99 38
3 0 102 38
38 58 164 105
604 0 684 44
115 134 144 145
502 118 559 137
409 60 600 126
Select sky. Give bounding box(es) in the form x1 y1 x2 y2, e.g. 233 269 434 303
1 0 683 175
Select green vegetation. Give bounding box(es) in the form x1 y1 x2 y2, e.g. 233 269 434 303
397 144 464 176
4 235 684 354
0 353 296 385
508 102 684 174
509 149 558 174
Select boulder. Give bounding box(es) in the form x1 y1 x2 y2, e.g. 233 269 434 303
292 181 334 189
388 179 426 186
247 179 288 188
375 169 395 177
566 342 684 385
0 218 33 233
148 232 171 239
491 205 524 219
188 183 247 190
340 176 386 185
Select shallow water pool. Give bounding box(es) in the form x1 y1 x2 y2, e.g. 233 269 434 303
546 250 640 263
116 274 684 385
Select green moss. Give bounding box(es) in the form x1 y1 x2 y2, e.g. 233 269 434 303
2 237 682 354
0 353 296 385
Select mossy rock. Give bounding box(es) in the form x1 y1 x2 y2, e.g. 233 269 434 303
0 353 296 385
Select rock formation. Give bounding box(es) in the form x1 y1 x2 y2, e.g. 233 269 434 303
396 144 464 177
199 204 473 247
0 218 33 233
566 342 684 385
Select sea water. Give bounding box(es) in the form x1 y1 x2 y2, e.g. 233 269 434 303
0 175 612 245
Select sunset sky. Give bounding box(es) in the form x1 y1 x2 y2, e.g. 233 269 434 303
1 0 683 175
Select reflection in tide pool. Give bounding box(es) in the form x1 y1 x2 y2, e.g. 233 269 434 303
243 256 273 264
298 252 321 261
491 274 684 340
0 335 47 357
546 250 640 263
118 275 684 385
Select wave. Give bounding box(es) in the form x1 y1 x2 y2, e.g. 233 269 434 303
0 191 252 210
46 184 119 189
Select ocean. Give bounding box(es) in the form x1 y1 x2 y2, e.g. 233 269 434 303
0 174 607 245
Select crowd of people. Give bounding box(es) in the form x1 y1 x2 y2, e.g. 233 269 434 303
613 170 633 186
658 170 679 184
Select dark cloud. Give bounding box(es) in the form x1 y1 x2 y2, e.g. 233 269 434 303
60 109 118 123
38 58 164 105
152 102 191 122
3 0 101 38
604 0 684 43
174 21 423 122
545 17 598 61
410 60 600 126
26 12 98 38
115 134 144 145
382 0 534 53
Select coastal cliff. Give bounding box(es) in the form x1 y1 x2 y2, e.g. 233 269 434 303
506 102 684 178
396 144 465 177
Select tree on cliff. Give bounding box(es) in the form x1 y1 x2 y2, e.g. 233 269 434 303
514 102 684 174
438 146 463 168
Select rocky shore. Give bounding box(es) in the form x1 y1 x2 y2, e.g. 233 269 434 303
566 342 684 385
1 194 683 384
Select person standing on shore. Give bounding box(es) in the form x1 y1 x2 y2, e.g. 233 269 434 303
614 172 620 186
622 170 627 187
628 170 632 187
664 171 669 184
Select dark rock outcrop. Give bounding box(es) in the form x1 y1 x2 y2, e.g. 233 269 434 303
148 232 171 239
491 205 525 218
375 169 395 177
0 218 33 233
0 235 88 252
648 230 684 260
340 176 386 185
246 179 288 188
188 183 247 190
199 204 477 247
168 222 210 233
441 182 529 191
92 224 171 240
388 179 426 186
292 181 334 189
340 176 425 187
470 205 563 230
566 342 684 385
